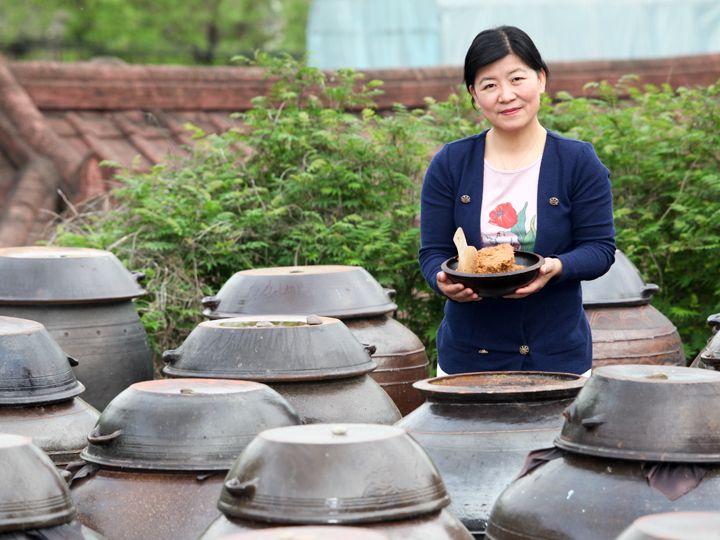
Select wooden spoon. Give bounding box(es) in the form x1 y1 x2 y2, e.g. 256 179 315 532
453 227 477 273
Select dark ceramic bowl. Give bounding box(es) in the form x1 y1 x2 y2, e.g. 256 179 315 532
0 316 84 405
556 364 720 462
440 251 543 298
218 424 449 524
0 246 145 303
81 379 301 471
163 315 376 381
0 433 76 532
201 265 397 319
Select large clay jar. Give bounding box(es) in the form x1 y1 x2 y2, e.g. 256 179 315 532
69 379 301 540
200 265 429 415
486 365 720 540
163 315 401 424
690 313 720 370
0 316 99 468
582 250 684 367
200 424 473 540
396 372 585 539
0 246 153 410
0 433 102 538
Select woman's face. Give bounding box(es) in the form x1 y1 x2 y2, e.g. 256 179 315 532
468 53 546 134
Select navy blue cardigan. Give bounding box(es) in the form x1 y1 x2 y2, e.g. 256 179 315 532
419 129 615 374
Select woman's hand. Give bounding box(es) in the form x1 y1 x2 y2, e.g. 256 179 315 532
504 257 563 299
437 271 481 302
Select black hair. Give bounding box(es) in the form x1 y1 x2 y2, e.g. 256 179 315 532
463 26 549 102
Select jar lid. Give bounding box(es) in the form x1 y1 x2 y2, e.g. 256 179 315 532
617 511 720 540
0 316 84 405
81 379 300 471
0 434 76 532
556 365 720 462
218 424 449 524
581 250 659 307
163 316 376 381
0 246 145 303
413 371 585 402
202 265 397 319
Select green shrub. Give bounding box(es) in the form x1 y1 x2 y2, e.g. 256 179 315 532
51 56 720 366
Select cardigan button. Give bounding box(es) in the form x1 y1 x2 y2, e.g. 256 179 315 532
549 196 560 206
460 195 471 204
519 345 530 355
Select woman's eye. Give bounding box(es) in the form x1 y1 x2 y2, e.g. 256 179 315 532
512 77 526 83
481 83 496 91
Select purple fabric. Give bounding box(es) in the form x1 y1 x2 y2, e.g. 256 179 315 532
642 462 707 501
516 446 565 479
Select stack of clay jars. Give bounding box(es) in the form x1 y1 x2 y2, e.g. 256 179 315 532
162 315 401 424
69 379 301 540
198 424 473 539
486 364 720 539
581 250 684 367
0 433 102 538
0 246 153 409
397 371 585 539
0 316 98 468
201 265 429 415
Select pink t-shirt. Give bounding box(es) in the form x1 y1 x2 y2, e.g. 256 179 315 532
480 156 540 251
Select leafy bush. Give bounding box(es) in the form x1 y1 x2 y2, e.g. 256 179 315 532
51 56 720 366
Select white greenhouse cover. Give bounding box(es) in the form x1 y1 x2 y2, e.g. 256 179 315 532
307 0 720 69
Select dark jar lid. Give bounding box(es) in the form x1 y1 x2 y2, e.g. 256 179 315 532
699 331 720 369
0 246 145 304
201 265 397 319
163 316 377 382
617 511 720 540
220 526 389 540
218 423 449 524
556 364 720 462
0 434 76 533
413 371 585 403
581 250 659 307
80 379 301 471
0 316 84 405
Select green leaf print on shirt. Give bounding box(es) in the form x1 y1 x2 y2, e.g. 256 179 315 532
510 202 536 251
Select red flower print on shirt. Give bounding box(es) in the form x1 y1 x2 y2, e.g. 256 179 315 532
489 202 518 229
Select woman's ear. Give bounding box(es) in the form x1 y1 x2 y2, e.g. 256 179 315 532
538 69 547 94
468 85 479 110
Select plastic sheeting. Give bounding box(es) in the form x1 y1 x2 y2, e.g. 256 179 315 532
307 0 440 68
307 0 720 68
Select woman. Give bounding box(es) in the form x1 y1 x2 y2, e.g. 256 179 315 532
419 26 615 375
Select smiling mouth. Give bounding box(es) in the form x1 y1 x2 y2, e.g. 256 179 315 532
500 108 521 115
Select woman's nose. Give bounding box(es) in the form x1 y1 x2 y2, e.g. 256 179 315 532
498 83 515 102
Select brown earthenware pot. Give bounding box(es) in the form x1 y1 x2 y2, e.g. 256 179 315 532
582 250 684 367
199 424 473 540
0 247 153 410
163 316 401 425
396 372 584 538
71 379 301 540
200 265 429 415
0 433 102 538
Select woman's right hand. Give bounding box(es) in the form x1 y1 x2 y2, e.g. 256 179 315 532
437 271 481 302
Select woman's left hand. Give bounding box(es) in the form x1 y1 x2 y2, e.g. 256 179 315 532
504 257 563 299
